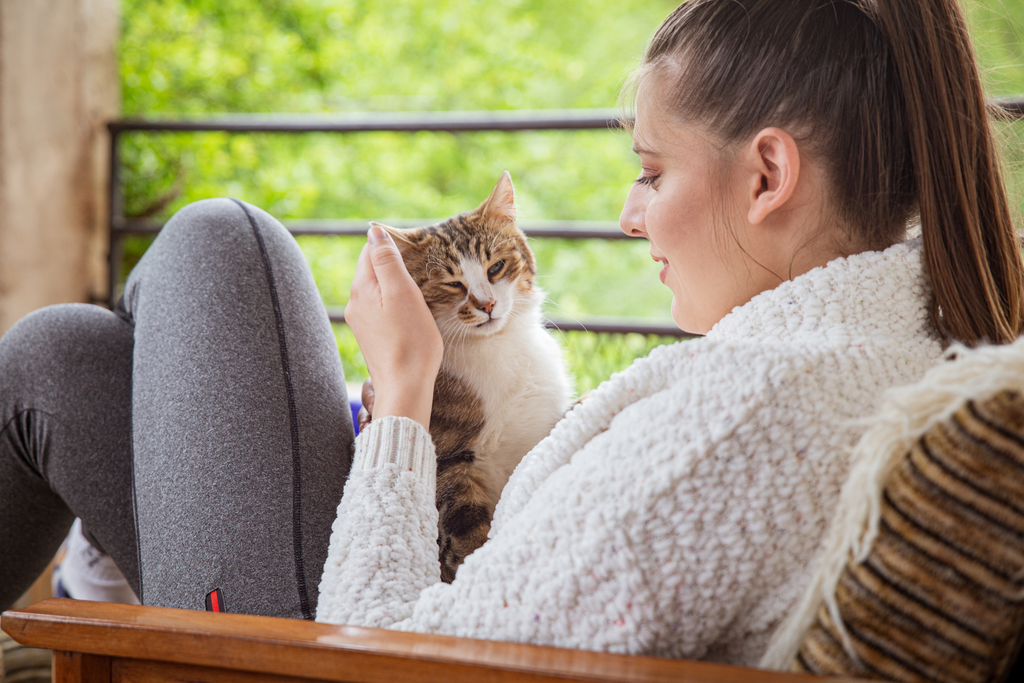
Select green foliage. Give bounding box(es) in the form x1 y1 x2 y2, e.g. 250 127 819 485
966 0 1024 99
121 0 675 115
556 331 686 396
967 1 1024 218
119 0 1024 393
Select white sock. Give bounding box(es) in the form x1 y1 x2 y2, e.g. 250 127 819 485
54 519 140 604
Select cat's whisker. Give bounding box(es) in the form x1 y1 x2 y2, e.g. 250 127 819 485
487 235 517 253
439 317 470 367
537 300 588 347
487 232 506 251
425 256 450 279
543 299 587 326
445 322 466 367
439 318 461 346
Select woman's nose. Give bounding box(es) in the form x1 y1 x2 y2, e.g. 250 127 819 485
619 185 647 238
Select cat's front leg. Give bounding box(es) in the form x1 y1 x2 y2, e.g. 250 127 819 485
435 454 494 583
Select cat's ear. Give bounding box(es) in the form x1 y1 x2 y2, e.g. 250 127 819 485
476 171 517 223
369 221 426 255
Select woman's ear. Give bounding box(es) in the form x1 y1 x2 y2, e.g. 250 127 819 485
744 127 800 225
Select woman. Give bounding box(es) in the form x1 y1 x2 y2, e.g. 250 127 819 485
2 0 1021 668
316 0 1023 666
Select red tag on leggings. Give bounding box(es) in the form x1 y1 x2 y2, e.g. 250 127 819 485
205 588 227 613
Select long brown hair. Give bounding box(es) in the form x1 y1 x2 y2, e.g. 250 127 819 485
637 0 1024 345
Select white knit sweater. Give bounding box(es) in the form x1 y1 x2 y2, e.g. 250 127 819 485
316 239 944 667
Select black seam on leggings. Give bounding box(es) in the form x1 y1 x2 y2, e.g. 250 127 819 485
130 402 144 604
230 198 312 620
118 262 144 601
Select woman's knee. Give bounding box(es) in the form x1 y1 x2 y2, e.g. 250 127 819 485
159 198 295 251
122 198 313 316
0 304 132 386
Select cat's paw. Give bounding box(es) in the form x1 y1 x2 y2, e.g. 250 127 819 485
438 520 491 583
358 378 374 430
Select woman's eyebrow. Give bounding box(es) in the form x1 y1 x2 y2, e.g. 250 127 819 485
631 143 660 157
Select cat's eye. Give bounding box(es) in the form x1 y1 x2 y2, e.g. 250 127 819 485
443 281 466 291
487 260 506 279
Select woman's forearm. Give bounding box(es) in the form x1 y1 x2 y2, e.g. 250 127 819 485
316 416 440 627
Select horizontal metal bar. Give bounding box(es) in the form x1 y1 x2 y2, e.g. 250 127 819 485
105 99 1024 136
992 99 1024 119
544 318 691 337
112 218 631 240
108 109 627 134
324 306 688 338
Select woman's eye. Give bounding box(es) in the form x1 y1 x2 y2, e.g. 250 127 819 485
444 281 466 291
487 260 506 278
634 173 660 186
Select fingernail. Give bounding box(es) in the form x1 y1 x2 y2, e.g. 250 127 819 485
367 225 387 244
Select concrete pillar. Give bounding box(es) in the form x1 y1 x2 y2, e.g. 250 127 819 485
0 0 119 335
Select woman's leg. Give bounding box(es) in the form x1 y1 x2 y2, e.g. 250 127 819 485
0 198 353 618
122 198 353 618
0 303 136 610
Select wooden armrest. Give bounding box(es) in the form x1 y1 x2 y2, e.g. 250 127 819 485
2 599 862 683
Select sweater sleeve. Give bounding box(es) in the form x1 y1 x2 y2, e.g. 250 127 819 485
315 416 441 627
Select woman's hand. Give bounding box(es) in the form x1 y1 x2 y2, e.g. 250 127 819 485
345 225 443 430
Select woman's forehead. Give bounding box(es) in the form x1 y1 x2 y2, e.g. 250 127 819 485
632 80 721 160
632 95 689 157
631 89 666 154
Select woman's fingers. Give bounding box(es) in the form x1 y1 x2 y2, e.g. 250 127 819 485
365 225 409 289
345 225 443 430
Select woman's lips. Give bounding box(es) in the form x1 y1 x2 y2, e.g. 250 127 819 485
652 253 669 284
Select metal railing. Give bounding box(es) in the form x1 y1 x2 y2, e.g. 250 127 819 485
107 101 1024 338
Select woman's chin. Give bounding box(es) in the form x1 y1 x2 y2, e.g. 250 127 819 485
670 301 708 337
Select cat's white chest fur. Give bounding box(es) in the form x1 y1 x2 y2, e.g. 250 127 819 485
439 295 571 507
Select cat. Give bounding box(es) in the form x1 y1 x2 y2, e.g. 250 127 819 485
359 171 572 582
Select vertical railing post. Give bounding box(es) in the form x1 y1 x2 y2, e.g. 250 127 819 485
107 126 122 310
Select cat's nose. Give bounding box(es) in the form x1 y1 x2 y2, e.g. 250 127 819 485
479 299 496 314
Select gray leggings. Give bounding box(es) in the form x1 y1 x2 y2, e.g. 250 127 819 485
0 198 354 618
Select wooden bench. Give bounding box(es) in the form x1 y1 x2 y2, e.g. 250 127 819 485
2 599 868 683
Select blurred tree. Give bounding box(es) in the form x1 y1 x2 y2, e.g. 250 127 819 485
118 0 1024 392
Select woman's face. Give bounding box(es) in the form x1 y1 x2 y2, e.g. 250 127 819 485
619 87 768 334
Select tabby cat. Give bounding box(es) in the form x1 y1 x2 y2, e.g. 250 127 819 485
361 171 572 582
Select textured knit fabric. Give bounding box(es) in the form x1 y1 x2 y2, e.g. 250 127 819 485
316 239 944 666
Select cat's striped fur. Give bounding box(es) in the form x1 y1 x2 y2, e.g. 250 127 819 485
364 172 572 582
795 389 1024 683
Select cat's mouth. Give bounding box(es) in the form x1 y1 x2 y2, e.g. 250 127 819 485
475 316 500 328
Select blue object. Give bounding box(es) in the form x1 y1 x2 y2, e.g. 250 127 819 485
350 398 362 436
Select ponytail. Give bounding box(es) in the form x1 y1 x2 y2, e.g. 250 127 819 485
866 0 1024 345
636 0 1024 346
